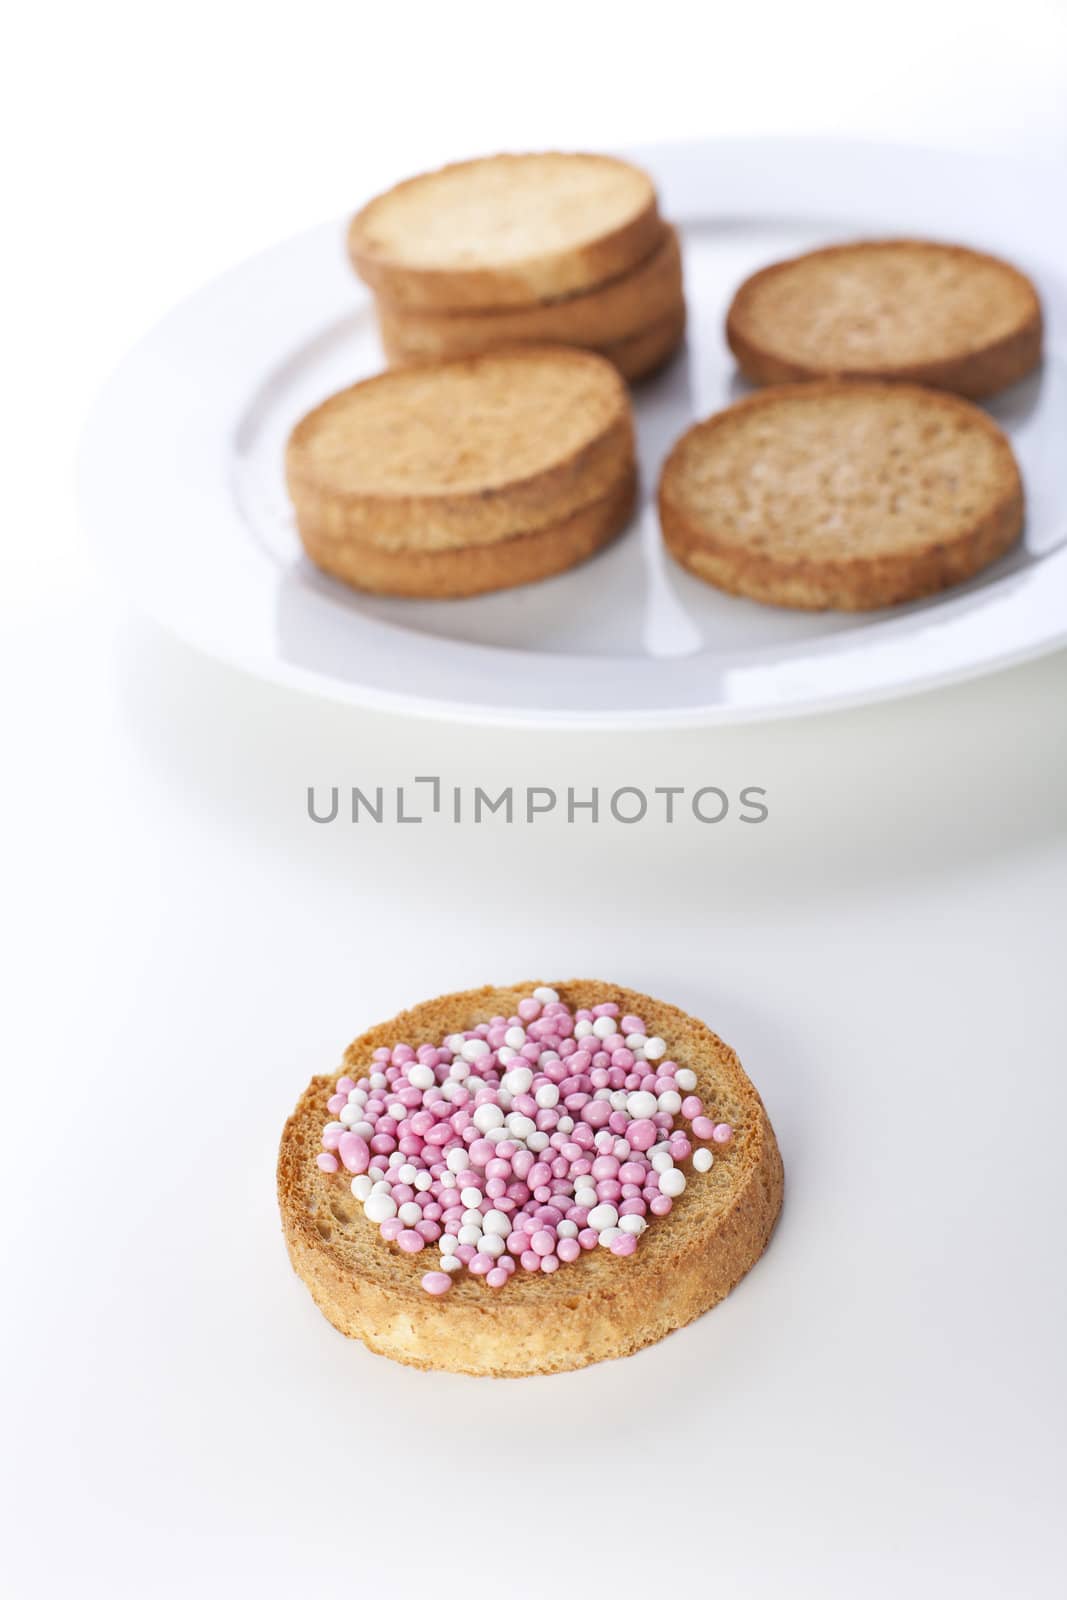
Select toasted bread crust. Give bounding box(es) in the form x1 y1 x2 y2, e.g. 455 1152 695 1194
601 304 687 382
379 301 687 385
278 981 783 1377
286 347 634 551
349 153 662 311
375 227 682 357
726 239 1042 399
659 382 1024 611
298 470 635 597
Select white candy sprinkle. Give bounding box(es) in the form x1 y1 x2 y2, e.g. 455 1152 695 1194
448 1060 470 1081
338 1104 360 1126
610 1090 628 1112
659 1168 687 1197
368 1073 387 1089
651 1149 674 1173
350 1175 373 1201
592 1016 616 1039
440 1234 459 1254
619 1214 646 1235
388 1151 405 1167
472 1103 504 1133
533 986 560 1004
504 1026 527 1050
445 1034 466 1054
407 1063 435 1090
675 1068 697 1091
527 1131 549 1152
480 1234 505 1258
397 1201 422 1226
693 1148 714 1173
440 1255 462 1273
506 1114 536 1141
397 1164 418 1185
626 1091 658 1119
388 1103 405 1121
364 1193 397 1223
587 1203 619 1231
497 1046 517 1065
457 1224 482 1246
447 1148 467 1171
482 1210 510 1236
557 1116 574 1134
485 1125 508 1144
557 1219 579 1238
371 1179 392 1194
323 1121 345 1136
658 1090 682 1114
462 1208 485 1228
503 1065 533 1095
535 1083 559 1109
644 1037 667 1061
414 1171 433 1191
461 1038 490 1063
598 1227 622 1247
625 1033 647 1050
575 1020 594 1039
460 1188 482 1209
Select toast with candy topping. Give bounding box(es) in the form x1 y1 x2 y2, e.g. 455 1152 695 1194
278 981 783 1376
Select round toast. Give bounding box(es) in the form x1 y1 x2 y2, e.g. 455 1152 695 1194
297 470 635 598
277 981 783 1377
286 348 634 553
349 153 662 311
374 227 683 361
659 382 1024 611
726 239 1042 399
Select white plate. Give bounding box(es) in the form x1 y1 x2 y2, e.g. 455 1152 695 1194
80 137 1067 728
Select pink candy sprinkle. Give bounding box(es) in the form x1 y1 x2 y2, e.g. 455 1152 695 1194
315 989 734 1294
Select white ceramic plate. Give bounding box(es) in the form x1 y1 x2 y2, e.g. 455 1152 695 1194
80 137 1067 727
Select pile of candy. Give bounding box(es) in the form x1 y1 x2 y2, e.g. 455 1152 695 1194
316 988 733 1294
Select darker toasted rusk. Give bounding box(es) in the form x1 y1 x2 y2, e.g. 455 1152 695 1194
726 239 1042 399
349 152 662 312
278 981 783 1376
658 381 1023 611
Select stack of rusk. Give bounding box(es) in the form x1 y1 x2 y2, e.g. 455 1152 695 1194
347 152 685 382
285 346 637 598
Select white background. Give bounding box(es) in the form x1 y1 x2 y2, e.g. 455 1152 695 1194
3 3 1067 1596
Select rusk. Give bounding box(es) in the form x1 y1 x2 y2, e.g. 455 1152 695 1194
374 227 683 360
659 382 1024 611
278 981 783 1377
286 348 634 553
349 153 661 311
298 470 636 598
726 239 1042 399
